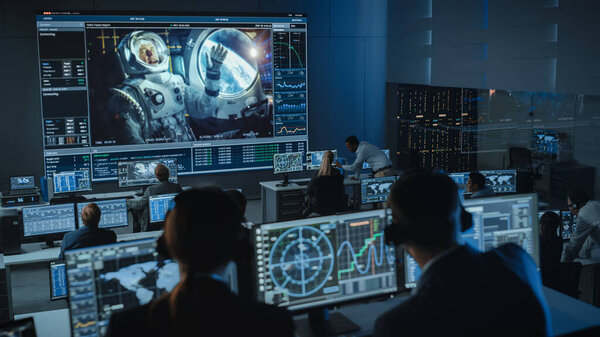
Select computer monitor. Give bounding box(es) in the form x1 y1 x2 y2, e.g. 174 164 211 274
49 260 68 300
360 176 397 204
148 194 177 223
480 169 517 193
561 211 576 240
255 210 397 312
117 159 178 188
52 169 92 194
76 198 128 229
22 203 76 238
306 150 338 170
0 317 37 336
273 152 304 174
404 193 539 288
532 129 559 154
362 149 390 169
10 175 36 191
65 238 179 337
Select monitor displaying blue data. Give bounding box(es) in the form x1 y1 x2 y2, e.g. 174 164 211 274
360 176 397 204
149 194 177 223
22 203 76 237
50 261 68 300
404 193 539 288
65 238 179 337
306 150 338 170
273 151 303 174
362 149 390 169
532 129 558 154
52 169 92 194
117 159 178 188
255 210 397 311
480 169 517 193
561 211 576 240
77 198 128 229
10 175 36 190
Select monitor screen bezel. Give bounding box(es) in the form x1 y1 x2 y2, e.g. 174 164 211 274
9 175 36 191
52 169 93 194
253 209 399 313
49 260 68 301
21 203 77 238
305 149 338 170
148 193 178 223
273 152 304 174
359 175 397 205
76 197 129 229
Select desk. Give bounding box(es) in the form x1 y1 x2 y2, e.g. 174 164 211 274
260 178 361 223
575 257 600 307
10 287 600 337
3 230 163 318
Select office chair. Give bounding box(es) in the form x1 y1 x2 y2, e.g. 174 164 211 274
304 175 347 216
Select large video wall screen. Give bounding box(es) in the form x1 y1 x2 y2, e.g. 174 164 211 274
37 12 308 180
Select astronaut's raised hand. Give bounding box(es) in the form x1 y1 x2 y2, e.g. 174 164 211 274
206 43 228 72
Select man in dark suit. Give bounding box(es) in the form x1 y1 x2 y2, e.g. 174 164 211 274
59 203 117 259
375 170 551 337
130 163 183 232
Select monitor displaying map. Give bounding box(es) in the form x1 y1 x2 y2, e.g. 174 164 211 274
360 176 398 204
64 238 179 337
480 169 517 193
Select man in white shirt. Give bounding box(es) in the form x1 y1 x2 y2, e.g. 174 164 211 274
562 189 600 262
335 135 394 178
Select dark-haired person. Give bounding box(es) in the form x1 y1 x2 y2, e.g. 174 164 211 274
539 211 563 288
59 203 117 259
465 171 495 198
562 189 600 263
131 163 183 232
106 188 294 337
374 170 550 337
334 135 393 179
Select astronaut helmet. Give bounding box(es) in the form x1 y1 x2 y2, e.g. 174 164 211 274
117 31 170 75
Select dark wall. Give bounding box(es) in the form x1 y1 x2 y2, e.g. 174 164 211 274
0 0 388 197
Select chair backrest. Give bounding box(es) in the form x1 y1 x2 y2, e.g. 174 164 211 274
312 175 346 215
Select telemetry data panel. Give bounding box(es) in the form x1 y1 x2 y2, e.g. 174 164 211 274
22 203 76 237
117 159 178 188
360 176 398 204
50 261 68 300
77 198 128 228
149 194 177 223
255 210 397 311
52 170 92 194
404 193 539 288
65 238 179 337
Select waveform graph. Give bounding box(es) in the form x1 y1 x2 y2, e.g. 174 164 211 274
336 217 395 281
275 80 306 91
275 113 307 136
267 224 338 300
273 31 306 69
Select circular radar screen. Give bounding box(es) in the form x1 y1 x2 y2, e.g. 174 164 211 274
274 153 302 173
268 225 335 298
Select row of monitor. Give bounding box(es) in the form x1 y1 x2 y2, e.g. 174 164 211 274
19 195 177 240
47 193 541 337
275 149 392 174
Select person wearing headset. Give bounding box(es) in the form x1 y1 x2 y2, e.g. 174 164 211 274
562 189 600 263
374 170 550 337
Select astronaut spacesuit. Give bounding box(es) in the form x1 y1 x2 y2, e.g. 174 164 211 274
109 31 228 144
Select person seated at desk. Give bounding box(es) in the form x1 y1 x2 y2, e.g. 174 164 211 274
334 135 393 179
539 211 563 289
225 189 253 229
106 188 294 337
465 171 495 198
305 150 345 216
562 189 600 263
374 170 551 337
59 203 117 259
130 163 183 232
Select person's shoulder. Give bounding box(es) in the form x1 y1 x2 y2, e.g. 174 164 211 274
237 299 294 333
374 297 420 337
579 200 600 218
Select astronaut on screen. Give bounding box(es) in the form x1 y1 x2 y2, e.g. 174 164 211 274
108 31 228 144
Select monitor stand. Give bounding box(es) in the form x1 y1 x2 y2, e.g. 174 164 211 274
43 239 58 249
276 173 290 187
296 308 359 336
